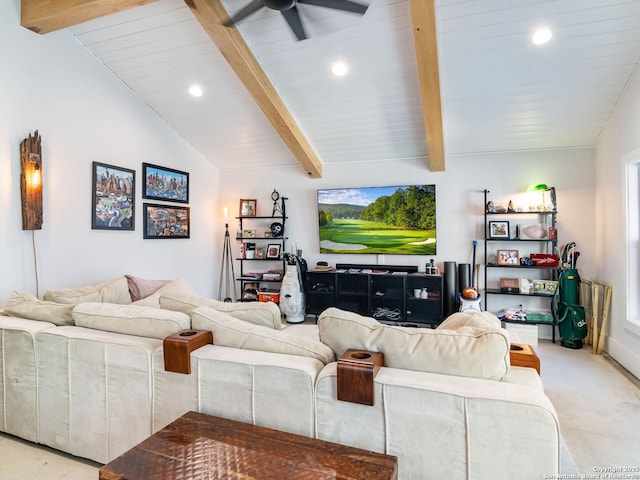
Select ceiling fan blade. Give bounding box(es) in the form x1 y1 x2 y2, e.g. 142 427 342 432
223 0 264 27
281 7 307 40
298 0 368 15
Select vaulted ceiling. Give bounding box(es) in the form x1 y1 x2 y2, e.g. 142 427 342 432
21 0 640 178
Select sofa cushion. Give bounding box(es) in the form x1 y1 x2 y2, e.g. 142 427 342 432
3 290 74 326
437 310 502 331
97 277 133 304
317 308 510 380
131 278 193 308
159 292 282 329
43 277 132 305
43 284 100 304
72 302 190 339
191 307 334 364
125 275 170 302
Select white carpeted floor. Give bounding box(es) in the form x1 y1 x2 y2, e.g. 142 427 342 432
537 340 640 476
0 340 638 478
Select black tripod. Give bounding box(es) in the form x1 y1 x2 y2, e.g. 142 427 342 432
218 223 237 302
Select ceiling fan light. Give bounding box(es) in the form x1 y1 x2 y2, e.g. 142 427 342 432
532 28 552 45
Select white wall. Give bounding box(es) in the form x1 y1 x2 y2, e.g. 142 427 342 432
595 66 640 379
0 1 221 302
220 148 595 334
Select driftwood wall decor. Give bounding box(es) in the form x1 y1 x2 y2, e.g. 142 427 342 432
20 130 43 230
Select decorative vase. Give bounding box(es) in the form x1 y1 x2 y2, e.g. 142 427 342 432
279 264 305 323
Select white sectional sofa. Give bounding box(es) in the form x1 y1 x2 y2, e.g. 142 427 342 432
0 276 561 479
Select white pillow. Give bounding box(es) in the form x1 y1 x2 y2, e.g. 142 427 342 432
72 302 190 339
131 278 194 308
43 277 132 305
192 306 334 364
318 308 510 380
160 292 282 329
3 290 74 326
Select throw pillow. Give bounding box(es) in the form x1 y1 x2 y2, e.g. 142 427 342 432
97 276 133 304
159 291 282 329
43 284 100 304
125 274 170 302
72 302 190 339
317 307 510 380
191 306 334 364
131 277 194 308
437 310 502 331
3 290 74 326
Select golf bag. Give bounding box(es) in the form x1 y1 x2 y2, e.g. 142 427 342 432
552 268 587 349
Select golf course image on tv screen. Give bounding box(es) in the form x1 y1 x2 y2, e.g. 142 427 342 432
317 185 436 255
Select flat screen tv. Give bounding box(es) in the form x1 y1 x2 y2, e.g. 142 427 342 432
317 185 436 255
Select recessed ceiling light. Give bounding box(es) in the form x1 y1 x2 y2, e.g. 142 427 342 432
331 62 348 77
532 28 552 45
189 85 203 97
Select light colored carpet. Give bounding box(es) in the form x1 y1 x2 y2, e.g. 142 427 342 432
537 340 640 475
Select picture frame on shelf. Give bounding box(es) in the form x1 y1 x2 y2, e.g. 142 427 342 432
497 249 519 265
488 220 509 239
239 199 257 217
255 247 265 259
92 162 135 231
143 203 190 239
142 163 189 203
266 244 281 259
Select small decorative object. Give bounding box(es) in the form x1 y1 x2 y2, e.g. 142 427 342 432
266 243 281 259
239 198 257 217
264 230 272 238
243 229 256 238
271 189 284 217
499 278 520 293
245 243 256 259
256 247 265 259
420 288 428 299
520 256 533 266
497 249 519 265
270 221 283 238
92 162 135 230
507 200 515 212
518 223 548 240
485 200 495 213
143 203 190 238
142 163 188 203
488 221 509 239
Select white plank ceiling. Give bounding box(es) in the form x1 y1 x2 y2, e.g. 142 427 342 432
66 0 640 173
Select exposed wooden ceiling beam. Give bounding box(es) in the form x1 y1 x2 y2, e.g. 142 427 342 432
21 0 159 34
183 0 323 178
409 0 445 172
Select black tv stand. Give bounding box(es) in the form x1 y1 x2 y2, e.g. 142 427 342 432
304 267 442 326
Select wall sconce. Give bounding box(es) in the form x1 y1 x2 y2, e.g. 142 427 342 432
527 183 556 212
20 130 43 230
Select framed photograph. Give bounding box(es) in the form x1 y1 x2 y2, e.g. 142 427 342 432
239 199 257 217
497 249 519 265
266 243 281 259
143 203 190 239
489 220 510 239
92 162 135 230
142 163 189 203
256 247 265 259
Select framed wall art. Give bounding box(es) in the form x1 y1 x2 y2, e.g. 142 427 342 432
92 161 135 230
239 199 257 217
488 220 509 239
266 243 281 259
142 163 189 204
143 203 190 239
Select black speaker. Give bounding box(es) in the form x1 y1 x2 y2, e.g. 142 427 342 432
443 261 457 317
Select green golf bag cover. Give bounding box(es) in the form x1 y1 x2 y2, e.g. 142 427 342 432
552 268 587 349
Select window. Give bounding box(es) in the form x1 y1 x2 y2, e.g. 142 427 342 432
625 151 640 336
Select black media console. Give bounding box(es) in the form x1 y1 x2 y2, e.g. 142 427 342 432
304 265 443 327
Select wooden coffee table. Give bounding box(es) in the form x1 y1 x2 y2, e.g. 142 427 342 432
99 411 398 479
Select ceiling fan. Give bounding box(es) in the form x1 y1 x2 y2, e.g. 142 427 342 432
223 0 369 41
